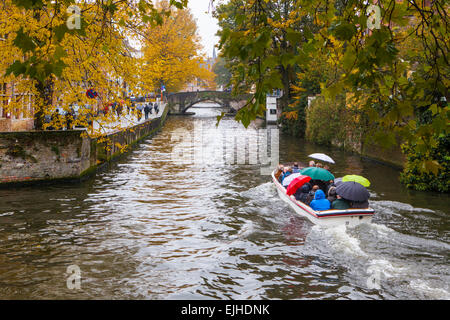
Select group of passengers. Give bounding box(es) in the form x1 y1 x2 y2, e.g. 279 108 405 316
276 161 369 211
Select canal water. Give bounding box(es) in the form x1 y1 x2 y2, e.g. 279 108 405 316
0 104 448 299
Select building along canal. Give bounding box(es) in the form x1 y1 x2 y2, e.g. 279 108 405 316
0 103 448 299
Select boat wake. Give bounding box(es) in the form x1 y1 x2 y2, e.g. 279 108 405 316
236 182 449 299
305 220 450 299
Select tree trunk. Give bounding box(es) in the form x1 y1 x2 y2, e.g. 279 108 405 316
279 64 292 110
34 79 54 130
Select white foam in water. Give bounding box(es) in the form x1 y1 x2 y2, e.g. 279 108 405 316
367 259 408 279
369 191 379 198
323 225 368 258
366 222 395 237
233 221 255 239
366 220 450 252
240 182 277 200
409 279 450 300
371 200 435 214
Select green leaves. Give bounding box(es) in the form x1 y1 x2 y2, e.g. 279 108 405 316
13 28 37 53
329 21 357 41
11 0 44 9
6 59 66 83
6 61 27 77
169 0 187 10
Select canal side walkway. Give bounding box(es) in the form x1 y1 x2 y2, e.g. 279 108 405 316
92 107 164 135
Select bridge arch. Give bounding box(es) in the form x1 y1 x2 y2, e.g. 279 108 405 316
167 91 251 115
182 98 229 113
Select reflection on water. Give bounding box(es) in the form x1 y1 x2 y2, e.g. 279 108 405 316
0 104 449 300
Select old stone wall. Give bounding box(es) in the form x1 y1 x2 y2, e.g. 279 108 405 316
332 133 405 168
0 104 169 186
0 131 93 184
361 140 406 168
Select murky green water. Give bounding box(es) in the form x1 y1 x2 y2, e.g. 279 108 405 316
0 104 448 299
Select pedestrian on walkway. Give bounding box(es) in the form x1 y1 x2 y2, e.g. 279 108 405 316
65 107 75 130
136 103 143 121
144 104 150 120
116 104 123 118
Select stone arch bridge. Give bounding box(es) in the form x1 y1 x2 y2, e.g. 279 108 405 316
167 91 252 114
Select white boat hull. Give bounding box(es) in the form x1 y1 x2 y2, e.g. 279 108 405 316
273 171 374 227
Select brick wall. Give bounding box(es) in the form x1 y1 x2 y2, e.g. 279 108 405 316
0 104 169 186
0 131 93 184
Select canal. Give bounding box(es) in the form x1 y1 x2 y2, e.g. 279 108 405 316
0 104 448 299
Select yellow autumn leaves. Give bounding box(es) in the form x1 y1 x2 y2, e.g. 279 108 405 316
141 1 215 93
0 0 214 134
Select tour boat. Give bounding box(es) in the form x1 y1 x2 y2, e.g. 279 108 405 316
272 170 375 227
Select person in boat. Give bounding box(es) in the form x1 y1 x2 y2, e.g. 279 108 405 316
309 189 331 211
327 186 337 202
350 200 370 209
275 165 284 182
325 179 335 195
332 195 351 210
305 185 320 205
280 166 293 183
310 179 327 194
278 165 288 183
294 182 311 202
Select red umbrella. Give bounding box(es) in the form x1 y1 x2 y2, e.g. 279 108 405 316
286 175 312 196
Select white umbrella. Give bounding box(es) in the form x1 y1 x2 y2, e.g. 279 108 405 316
308 153 335 164
282 172 303 187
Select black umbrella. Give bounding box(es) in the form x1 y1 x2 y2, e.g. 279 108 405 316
336 181 370 202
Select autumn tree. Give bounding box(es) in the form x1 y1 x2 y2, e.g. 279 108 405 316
212 55 232 88
1 0 188 130
140 0 214 94
215 0 319 127
215 0 449 191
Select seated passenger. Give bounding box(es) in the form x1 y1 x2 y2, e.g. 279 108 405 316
310 190 331 211
275 165 284 181
305 185 320 205
332 195 350 210
350 200 369 209
310 179 327 194
327 186 337 202
278 165 287 183
325 180 335 195
280 167 292 183
294 182 311 202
